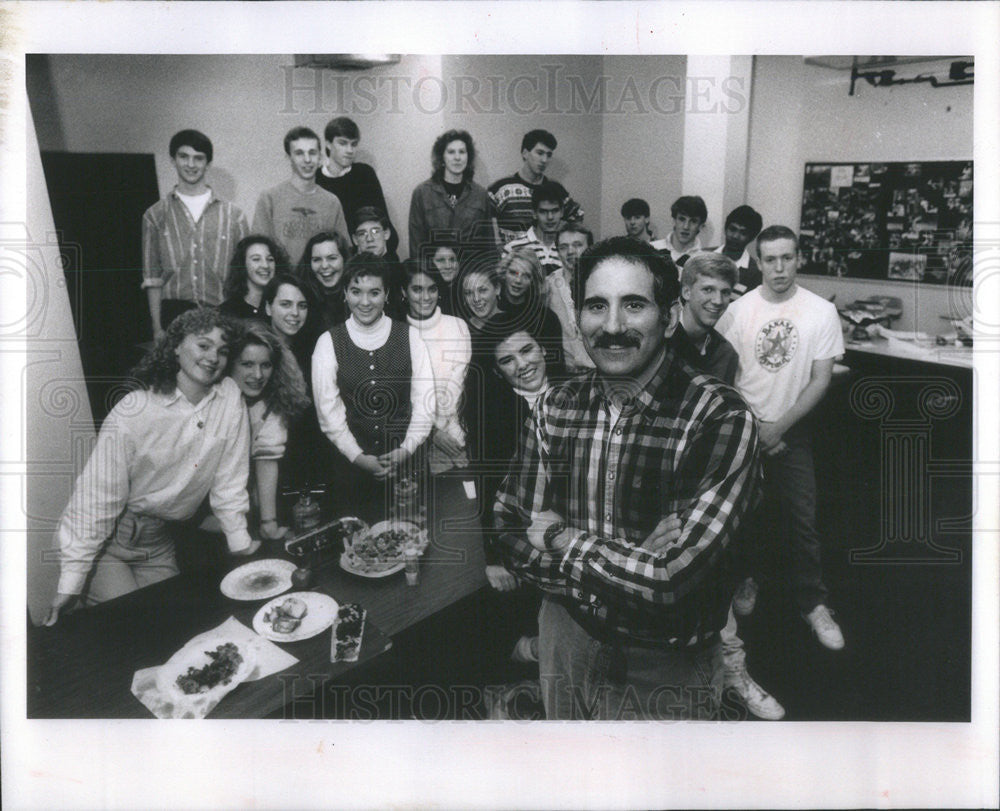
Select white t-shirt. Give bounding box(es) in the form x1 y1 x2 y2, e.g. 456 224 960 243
718 285 844 422
177 189 211 223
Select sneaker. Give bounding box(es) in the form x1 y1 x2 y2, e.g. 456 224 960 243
511 635 540 663
803 604 845 650
724 664 786 721
732 577 759 616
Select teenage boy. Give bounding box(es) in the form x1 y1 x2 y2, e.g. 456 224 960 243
488 129 583 244
669 252 785 720
719 226 846 651
315 116 399 255
651 195 708 269
495 237 761 720
351 206 403 317
253 126 350 266
711 205 764 297
621 198 653 242
546 223 595 373
503 183 565 276
142 129 249 338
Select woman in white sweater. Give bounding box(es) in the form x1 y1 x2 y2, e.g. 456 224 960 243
400 259 472 474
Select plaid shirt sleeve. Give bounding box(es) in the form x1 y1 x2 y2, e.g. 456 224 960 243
493 406 575 597
557 402 760 615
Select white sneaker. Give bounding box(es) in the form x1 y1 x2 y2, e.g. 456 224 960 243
511 635 539 663
724 665 786 720
732 577 759 616
803 604 845 650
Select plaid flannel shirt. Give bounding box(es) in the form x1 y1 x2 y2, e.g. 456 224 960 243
494 348 760 645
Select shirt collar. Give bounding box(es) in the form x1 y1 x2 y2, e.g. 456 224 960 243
170 185 218 204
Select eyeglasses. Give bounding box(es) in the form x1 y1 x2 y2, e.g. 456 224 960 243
354 227 384 240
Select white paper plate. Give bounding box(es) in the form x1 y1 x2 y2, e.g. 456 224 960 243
220 559 296 601
252 591 339 643
156 635 257 703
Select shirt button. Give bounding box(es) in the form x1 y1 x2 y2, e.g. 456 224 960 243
370 365 375 370
369 351 374 356
615 427 622 435
608 471 615 480
604 512 612 521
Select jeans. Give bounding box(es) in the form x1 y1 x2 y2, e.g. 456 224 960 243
82 511 179 605
754 429 829 613
537 597 723 720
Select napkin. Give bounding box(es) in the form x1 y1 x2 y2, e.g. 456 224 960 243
131 617 298 718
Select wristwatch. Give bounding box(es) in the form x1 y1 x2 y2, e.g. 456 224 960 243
543 521 567 550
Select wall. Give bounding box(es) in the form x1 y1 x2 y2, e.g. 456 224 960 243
442 54 605 238
747 56 974 332
599 55 687 242
24 105 95 624
31 54 610 259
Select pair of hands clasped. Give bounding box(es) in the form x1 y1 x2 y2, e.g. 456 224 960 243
355 447 410 480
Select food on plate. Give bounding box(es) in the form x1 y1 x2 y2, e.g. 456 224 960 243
174 642 244 695
331 603 366 663
263 596 309 634
244 572 279 591
342 523 426 574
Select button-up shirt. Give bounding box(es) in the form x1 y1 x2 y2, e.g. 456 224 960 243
494 348 760 645
57 377 252 595
142 187 249 306
503 226 564 276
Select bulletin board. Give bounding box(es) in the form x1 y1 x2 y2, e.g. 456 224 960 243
798 161 973 286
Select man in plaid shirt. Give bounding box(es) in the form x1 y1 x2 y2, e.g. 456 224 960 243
494 237 761 720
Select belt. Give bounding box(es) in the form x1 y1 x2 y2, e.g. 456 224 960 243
559 596 720 652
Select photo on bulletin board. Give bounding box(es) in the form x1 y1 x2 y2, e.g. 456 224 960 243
799 160 973 286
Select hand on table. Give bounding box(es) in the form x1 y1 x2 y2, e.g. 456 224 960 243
526 509 570 553
259 521 289 541
486 564 518 592
356 453 390 479
232 539 262 557
44 592 77 627
641 514 682 552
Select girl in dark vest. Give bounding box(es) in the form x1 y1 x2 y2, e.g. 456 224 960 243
311 252 436 521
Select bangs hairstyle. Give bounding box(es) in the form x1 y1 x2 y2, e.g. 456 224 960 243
621 198 650 218
324 116 360 144
129 307 238 394
521 129 557 152
224 235 288 300
169 129 213 162
262 272 312 309
681 252 738 290
531 182 564 211
575 236 680 313
499 248 545 297
344 252 392 291
725 205 763 239
420 238 461 273
295 230 351 290
480 311 544 369
228 321 310 420
402 257 444 288
431 129 476 183
670 195 708 223
557 222 594 247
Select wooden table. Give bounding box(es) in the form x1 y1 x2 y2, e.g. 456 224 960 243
28 475 487 719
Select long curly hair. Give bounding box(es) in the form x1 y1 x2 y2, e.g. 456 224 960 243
223 235 289 300
431 129 476 183
227 321 310 420
130 308 239 394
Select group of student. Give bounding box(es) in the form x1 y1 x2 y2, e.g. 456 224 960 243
47 119 847 723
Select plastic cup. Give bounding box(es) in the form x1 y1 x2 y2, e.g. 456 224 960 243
404 545 419 586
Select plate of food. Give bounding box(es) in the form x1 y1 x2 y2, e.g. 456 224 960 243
156 635 256 704
339 520 429 578
220 559 297 601
252 592 338 643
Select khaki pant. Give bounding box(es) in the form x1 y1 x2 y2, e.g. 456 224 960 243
82 511 179 605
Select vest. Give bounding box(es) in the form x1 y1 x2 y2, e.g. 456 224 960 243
330 320 413 455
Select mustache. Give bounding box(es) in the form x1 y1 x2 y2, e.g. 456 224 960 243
594 332 641 349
